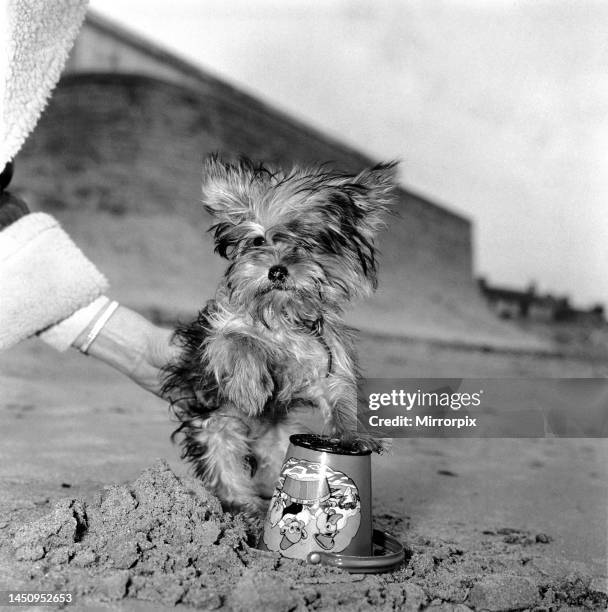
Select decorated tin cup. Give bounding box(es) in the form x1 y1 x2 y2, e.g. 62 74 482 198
262 434 404 573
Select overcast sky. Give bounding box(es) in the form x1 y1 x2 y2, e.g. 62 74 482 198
90 0 608 308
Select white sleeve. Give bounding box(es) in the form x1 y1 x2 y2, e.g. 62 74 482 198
0 212 108 350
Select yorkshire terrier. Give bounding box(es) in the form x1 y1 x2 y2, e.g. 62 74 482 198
162 156 396 516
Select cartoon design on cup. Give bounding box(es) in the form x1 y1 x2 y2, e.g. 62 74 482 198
268 493 286 527
314 508 342 550
279 517 308 550
263 457 361 559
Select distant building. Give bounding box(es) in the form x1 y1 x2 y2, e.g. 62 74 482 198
478 278 605 325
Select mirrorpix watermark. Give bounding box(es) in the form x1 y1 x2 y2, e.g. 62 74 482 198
368 386 480 429
357 378 608 438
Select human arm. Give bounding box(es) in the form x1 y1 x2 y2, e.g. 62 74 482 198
71 304 179 399
0 182 180 400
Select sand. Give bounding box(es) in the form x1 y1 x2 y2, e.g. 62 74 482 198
1 331 607 611
1 460 605 611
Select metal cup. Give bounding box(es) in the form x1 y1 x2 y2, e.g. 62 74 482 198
261 434 404 573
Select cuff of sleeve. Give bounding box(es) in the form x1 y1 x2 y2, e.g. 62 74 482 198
0 213 109 350
39 296 110 352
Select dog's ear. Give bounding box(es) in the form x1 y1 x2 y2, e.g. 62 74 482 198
202 155 277 222
324 162 397 290
347 162 398 238
202 156 276 258
201 156 252 222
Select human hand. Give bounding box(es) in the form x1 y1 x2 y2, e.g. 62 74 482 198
71 305 181 399
131 319 182 399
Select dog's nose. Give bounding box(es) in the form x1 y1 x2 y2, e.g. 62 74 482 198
268 265 289 282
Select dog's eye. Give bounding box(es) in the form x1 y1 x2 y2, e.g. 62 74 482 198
252 236 266 247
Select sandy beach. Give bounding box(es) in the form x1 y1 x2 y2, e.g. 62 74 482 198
1 336 606 610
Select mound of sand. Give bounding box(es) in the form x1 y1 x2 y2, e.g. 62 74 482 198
4 461 605 610
11 460 248 608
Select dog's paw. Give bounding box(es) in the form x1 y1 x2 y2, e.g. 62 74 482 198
224 366 273 416
363 437 392 454
343 434 391 455
225 496 268 524
212 334 274 416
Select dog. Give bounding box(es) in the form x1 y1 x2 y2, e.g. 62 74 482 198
162 156 396 516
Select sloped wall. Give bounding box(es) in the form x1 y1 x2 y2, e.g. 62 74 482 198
14 73 543 348
64 13 472 278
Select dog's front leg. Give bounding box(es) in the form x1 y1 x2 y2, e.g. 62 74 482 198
313 376 387 453
205 330 274 416
186 413 266 516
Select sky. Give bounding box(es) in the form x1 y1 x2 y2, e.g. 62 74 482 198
89 0 608 308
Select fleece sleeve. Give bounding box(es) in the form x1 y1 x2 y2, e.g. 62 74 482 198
1 0 89 167
0 212 108 350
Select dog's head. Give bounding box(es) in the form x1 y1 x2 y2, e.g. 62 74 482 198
201 156 396 325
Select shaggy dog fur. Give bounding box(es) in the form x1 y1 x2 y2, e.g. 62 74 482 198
162 156 396 516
